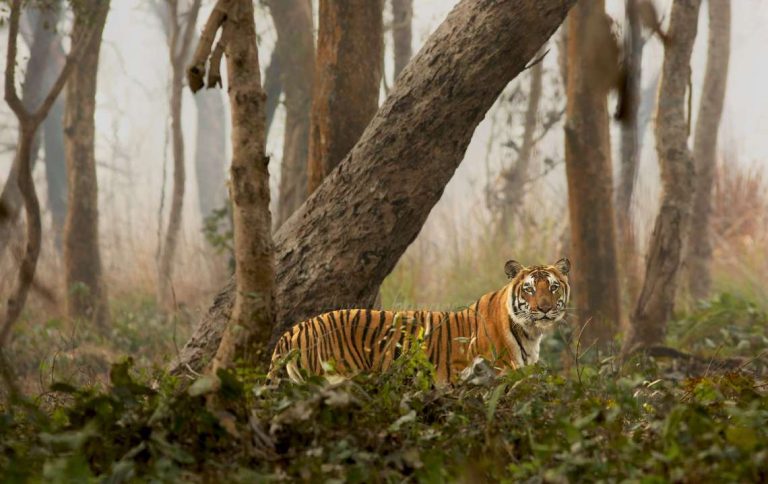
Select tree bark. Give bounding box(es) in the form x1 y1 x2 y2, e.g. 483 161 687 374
170 0 576 375
266 0 315 228
157 0 201 310
63 0 111 328
625 0 701 351
616 0 643 307
564 0 622 348
193 88 227 220
392 0 413 80
189 0 274 370
306 0 383 195
497 59 543 232
686 0 730 301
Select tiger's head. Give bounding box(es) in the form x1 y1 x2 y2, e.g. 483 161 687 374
504 258 570 333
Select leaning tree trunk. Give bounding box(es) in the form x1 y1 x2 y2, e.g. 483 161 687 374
392 0 413 80
157 0 201 310
625 0 702 352
266 0 315 228
63 0 111 328
616 0 643 307
189 0 275 370
306 0 383 195
564 0 622 348
170 0 576 376
686 0 730 301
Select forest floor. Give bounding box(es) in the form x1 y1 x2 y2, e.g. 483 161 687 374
1 291 767 481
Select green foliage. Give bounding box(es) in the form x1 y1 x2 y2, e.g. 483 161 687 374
668 293 768 365
2 344 767 481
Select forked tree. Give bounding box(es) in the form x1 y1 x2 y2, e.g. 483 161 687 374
564 0 621 348
188 0 274 369
1 0 106 347
624 0 702 351
306 0 383 195
156 0 201 310
686 0 730 301
63 0 111 328
170 0 577 375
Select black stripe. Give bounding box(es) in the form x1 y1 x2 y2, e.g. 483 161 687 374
509 317 529 365
346 310 366 370
361 309 373 369
328 312 346 365
444 313 452 379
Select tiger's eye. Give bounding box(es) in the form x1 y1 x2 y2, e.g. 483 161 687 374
550 284 559 293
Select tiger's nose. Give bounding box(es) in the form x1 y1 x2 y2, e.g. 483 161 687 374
538 302 553 313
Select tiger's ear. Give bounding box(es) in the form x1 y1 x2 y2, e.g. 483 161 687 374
553 257 570 276
504 260 524 279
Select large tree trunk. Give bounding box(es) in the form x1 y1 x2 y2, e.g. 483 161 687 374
44 96 68 249
306 0 383 195
564 0 621 348
202 0 274 369
157 0 201 310
625 0 701 351
170 0 576 375
62 0 111 328
686 0 730 301
266 0 315 228
193 88 227 220
616 0 643 307
391 0 413 80
497 58 544 232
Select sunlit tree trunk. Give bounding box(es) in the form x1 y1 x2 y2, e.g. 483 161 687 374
170 0 577 375
616 0 643 307
564 0 621 348
189 0 274 369
63 0 111 328
391 0 412 80
266 0 315 227
157 0 201 310
306 0 383 195
686 0 730 301
625 0 702 351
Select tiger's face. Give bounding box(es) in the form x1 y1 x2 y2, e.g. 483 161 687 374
504 258 570 332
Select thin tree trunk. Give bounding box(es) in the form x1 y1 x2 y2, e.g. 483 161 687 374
616 0 643 307
1 0 101 347
686 0 730 301
170 0 576 375
498 59 543 232
266 0 314 228
190 0 274 370
157 0 201 310
63 0 111 328
625 0 702 352
392 0 413 80
306 0 383 195
564 0 621 348
193 88 227 220
0 2 65 254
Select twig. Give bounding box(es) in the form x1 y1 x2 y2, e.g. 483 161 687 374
187 0 229 92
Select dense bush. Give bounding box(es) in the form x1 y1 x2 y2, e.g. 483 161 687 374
2 345 767 482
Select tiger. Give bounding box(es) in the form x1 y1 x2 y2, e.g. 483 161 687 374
268 258 570 384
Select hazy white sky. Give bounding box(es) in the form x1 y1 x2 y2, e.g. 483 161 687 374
1 0 767 257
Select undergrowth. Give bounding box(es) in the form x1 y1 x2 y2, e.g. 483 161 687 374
2 332 767 482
